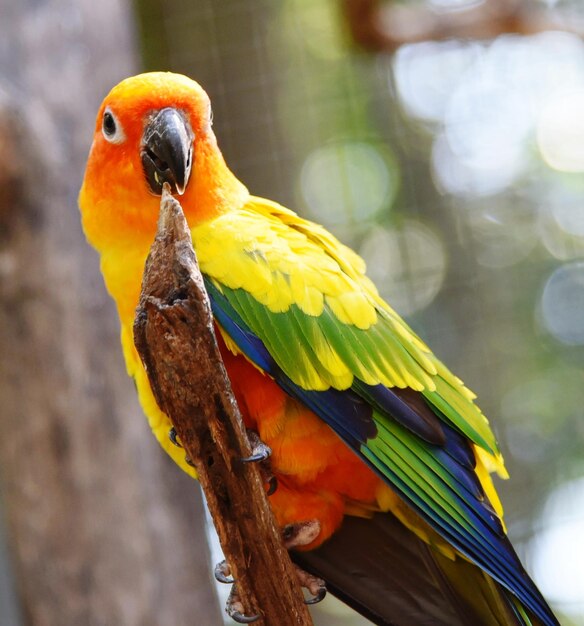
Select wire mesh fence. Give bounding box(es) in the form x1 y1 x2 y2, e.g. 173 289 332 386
133 2 584 623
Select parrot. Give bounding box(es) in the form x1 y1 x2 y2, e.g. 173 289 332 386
79 72 559 626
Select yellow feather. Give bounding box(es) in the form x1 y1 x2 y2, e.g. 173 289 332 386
475 445 509 480
474 445 507 532
325 291 378 329
192 197 486 405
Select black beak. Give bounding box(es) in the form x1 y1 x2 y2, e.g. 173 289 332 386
141 108 193 195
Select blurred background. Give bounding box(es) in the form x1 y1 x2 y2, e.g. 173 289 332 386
1 0 583 624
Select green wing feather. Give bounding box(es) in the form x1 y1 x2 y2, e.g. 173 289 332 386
193 196 560 626
193 196 502 463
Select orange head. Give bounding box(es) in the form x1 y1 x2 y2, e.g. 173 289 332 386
79 72 248 251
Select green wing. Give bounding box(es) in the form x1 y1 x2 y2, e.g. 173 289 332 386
193 196 501 461
195 196 556 626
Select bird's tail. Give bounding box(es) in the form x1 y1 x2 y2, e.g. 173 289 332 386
292 511 542 626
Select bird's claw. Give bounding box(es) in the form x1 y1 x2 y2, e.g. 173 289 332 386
168 426 182 448
266 474 278 496
226 584 260 624
281 521 328 605
214 559 234 584
294 564 327 606
241 429 278 495
230 610 260 624
241 429 271 464
241 450 270 463
169 427 195 468
215 526 327 622
228 611 260 624
304 586 327 605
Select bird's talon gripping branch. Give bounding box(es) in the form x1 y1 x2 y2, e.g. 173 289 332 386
304 585 327 605
240 429 271 464
295 565 327 606
241 429 278 495
226 585 260 624
281 521 328 605
240 451 269 464
168 426 182 448
214 559 234 584
266 474 278 496
230 610 261 625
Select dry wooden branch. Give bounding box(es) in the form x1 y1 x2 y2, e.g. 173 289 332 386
133 186 313 626
343 0 584 52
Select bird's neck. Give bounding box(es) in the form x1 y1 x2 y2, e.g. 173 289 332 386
80 132 248 253
86 136 248 332
182 135 249 227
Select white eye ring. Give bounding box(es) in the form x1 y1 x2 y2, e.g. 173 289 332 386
102 107 125 144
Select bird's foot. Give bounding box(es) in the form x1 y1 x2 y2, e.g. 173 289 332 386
216 558 326 618
226 584 260 624
214 559 234 584
214 520 326 619
241 428 271 463
168 426 182 448
282 520 321 550
215 562 259 623
168 426 196 468
282 520 327 604
241 429 278 495
294 565 327 605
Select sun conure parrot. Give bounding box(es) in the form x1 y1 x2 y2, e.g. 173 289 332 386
79 72 558 626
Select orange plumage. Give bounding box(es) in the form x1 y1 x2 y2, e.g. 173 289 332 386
80 71 387 550
218 332 384 549
80 72 559 626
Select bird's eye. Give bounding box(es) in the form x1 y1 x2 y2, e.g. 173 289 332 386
103 112 116 135
102 108 125 143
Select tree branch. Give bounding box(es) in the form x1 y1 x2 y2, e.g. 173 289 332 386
133 186 313 626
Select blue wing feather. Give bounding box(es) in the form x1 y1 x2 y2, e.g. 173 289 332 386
205 278 558 626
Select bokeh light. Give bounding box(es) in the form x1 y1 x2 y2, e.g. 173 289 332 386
300 142 398 227
467 201 538 269
539 213 584 261
428 0 485 9
359 222 446 316
444 75 529 172
393 41 481 123
431 132 519 197
540 262 584 345
396 32 584 206
532 477 584 617
537 89 584 172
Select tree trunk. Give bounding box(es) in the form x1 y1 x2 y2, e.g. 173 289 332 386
0 1 221 625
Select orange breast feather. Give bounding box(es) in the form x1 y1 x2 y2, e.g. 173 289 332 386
217 333 384 549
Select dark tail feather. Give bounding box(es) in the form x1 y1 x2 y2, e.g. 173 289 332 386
292 512 533 626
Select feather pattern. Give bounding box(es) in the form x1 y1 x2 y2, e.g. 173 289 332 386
80 72 557 626
197 197 558 626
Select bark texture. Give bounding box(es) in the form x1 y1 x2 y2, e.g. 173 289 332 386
133 187 314 626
